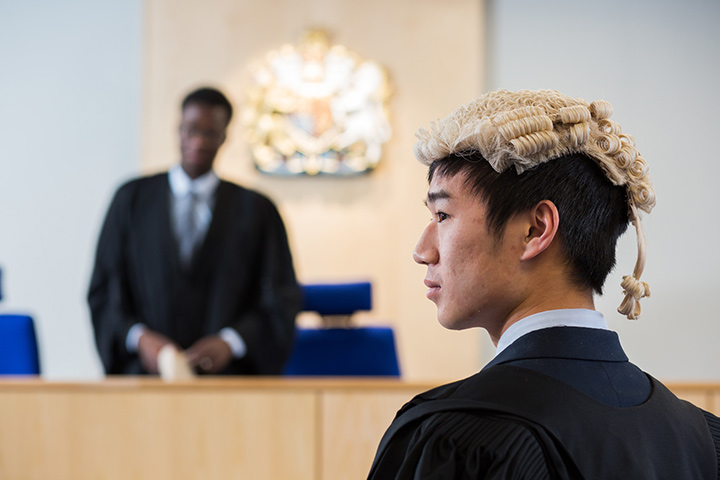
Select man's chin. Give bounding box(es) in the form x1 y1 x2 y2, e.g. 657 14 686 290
437 314 472 331
182 159 214 176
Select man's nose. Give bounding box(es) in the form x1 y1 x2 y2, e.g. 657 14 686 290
188 133 213 149
413 224 438 265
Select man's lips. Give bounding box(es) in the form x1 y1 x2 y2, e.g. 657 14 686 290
424 279 440 298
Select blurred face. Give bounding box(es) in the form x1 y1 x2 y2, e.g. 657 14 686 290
179 103 229 179
413 171 526 336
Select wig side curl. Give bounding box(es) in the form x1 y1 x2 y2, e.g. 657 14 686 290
415 89 655 320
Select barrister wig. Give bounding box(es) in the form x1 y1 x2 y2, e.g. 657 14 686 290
415 89 655 320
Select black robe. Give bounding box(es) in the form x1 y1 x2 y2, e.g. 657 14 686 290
369 327 720 479
88 173 302 375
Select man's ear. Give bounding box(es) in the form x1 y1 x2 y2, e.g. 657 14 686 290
520 200 560 261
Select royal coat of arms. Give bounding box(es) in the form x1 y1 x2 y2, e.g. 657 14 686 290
242 31 392 176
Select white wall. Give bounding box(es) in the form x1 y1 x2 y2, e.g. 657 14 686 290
0 1 143 378
486 0 720 379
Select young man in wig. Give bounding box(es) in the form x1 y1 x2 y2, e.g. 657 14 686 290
368 89 720 479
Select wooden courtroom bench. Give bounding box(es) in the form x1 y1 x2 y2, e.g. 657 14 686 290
0 378 717 480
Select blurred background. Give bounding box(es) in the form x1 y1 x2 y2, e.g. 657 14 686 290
1 0 718 381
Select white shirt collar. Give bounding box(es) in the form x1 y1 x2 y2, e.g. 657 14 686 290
495 309 608 356
168 165 220 200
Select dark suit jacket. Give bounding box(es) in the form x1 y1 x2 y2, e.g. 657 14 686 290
88 173 302 375
484 326 651 406
369 326 720 479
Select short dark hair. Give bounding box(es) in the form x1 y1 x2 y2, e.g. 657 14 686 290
181 87 233 124
429 152 630 294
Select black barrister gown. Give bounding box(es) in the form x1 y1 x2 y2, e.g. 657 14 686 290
368 327 720 479
88 173 302 375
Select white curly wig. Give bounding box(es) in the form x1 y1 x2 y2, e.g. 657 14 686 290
415 89 656 320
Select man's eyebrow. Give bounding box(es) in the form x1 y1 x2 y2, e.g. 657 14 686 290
424 189 451 206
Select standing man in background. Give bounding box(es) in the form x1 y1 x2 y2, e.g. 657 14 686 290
369 89 720 478
89 87 301 375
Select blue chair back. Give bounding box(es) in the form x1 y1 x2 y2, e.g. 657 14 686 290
284 282 400 376
301 282 372 315
284 326 400 376
0 314 40 375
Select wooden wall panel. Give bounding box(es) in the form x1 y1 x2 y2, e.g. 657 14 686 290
321 389 423 480
0 386 317 480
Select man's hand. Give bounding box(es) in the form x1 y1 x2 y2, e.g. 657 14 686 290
186 335 232 374
137 330 175 374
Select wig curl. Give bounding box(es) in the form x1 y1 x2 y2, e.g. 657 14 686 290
415 89 655 319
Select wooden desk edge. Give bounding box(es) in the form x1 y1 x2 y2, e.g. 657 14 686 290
1 376 717 394
0 376 442 392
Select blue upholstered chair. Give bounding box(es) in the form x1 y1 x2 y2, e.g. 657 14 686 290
284 282 400 376
0 268 41 375
0 314 40 375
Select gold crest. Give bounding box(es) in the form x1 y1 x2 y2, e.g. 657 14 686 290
242 31 392 175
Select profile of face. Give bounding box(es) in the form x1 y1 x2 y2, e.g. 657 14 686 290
413 171 527 336
179 103 229 179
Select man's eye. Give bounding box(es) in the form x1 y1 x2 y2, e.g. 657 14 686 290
437 212 449 222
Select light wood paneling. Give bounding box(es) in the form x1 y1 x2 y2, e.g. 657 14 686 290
321 389 423 480
0 381 319 480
